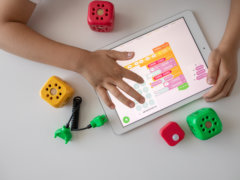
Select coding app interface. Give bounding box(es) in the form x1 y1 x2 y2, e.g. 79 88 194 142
110 18 211 126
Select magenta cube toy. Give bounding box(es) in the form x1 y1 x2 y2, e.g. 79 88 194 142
87 1 115 32
160 122 185 146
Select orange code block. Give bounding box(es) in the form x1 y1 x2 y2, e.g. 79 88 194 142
40 76 74 108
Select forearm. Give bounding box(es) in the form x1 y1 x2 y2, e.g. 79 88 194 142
220 0 240 50
0 22 89 72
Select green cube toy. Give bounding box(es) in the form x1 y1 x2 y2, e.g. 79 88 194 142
186 108 222 140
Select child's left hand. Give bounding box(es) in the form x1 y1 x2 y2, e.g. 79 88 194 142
204 43 238 102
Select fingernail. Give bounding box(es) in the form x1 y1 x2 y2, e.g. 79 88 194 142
205 98 211 102
203 96 210 101
207 78 214 85
140 98 145 104
129 102 135 108
127 52 134 58
110 104 115 109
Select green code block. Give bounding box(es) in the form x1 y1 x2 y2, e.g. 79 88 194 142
186 108 222 140
178 83 189 90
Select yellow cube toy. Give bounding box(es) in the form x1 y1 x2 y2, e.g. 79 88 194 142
40 76 74 108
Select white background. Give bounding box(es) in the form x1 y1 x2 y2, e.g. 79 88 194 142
0 0 240 180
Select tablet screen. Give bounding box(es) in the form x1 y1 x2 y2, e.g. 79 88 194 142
110 18 211 127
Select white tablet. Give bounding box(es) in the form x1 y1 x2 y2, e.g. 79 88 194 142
99 11 212 134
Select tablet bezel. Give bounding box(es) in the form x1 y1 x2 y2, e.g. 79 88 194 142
99 10 211 134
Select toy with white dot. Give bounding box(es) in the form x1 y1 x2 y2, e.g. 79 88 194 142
159 108 222 146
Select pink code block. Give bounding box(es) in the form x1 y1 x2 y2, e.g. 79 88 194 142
153 70 171 80
165 75 186 89
150 58 176 73
179 75 187 83
168 58 177 65
168 79 184 89
150 80 162 87
153 74 163 80
148 58 166 68
164 75 173 81
195 65 204 71
196 69 206 75
162 70 171 76
196 73 207 80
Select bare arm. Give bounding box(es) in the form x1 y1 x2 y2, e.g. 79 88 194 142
204 0 240 102
0 0 88 71
0 0 145 109
220 0 240 49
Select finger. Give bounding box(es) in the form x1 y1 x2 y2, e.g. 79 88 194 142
96 87 115 109
226 77 237 96
207 50 221 85
116 80 145 104
107 50 135 61
203 76 227 99
122 67 144 83
204 64 229 99
106 83 135 108
226 84 235 97
205 79 233 102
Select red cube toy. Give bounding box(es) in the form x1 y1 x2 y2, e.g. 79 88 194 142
160 122 185 146
87 1 115 32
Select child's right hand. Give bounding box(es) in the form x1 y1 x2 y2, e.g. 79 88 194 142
77 50 145 109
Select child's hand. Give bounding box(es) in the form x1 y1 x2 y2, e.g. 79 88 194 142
204 44 238 102
79 50 145 109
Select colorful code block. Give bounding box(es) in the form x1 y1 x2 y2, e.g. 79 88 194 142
124 42 189 96
195 65 207 80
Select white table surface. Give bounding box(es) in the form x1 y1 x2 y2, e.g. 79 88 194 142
1 0 240 179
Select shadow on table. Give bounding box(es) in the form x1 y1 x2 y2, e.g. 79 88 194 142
114 12 136 32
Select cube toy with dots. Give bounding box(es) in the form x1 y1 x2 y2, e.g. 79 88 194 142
87 1 114 32
160 122 185 146
187 108 222 140
40 76 74 108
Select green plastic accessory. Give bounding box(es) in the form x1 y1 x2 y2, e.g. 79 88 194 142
90 115 108 128
54 125 72 144
187 108 222 140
